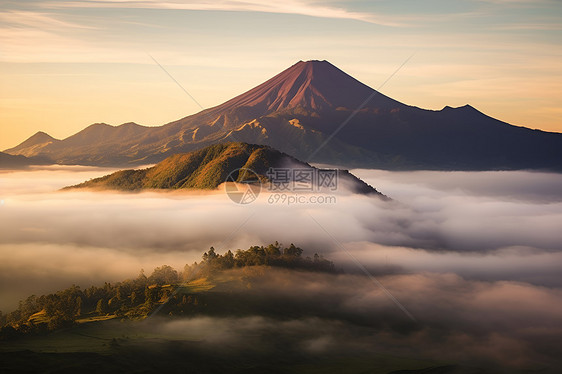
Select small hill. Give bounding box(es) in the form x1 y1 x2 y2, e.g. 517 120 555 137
0 243 335 334
64 142 385 196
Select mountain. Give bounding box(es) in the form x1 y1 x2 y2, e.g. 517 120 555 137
0 152 32 169
6 60 562 170
0 151 50 169
65 142 384 197
200 58 402 113
4 131 59 158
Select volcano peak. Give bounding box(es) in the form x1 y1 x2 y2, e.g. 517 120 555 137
210 59 403 114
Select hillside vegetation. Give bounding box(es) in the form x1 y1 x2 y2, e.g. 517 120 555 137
65 142 302 190
0 242 335 337
0 244 500 374
64 141 385 196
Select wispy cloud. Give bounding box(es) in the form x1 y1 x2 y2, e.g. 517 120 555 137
0 10 100 63
492 22 562 31
477 0 550 4
0 26 143 63
42 0 401 26
0 10 95 30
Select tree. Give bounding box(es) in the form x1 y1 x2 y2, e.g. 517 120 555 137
265 243 281 257
182 264 193 281
75 296 82 317
136 269 148 286
96 299 107 315
144 287 156 307
219 250 235 268
48 312 73 330
130 291 141 306
202 247 218 262
148 265 178 285
284 243 303 257
19 295 38 318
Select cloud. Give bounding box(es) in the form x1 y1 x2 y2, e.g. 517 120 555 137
0 242 194 312
0 10 95 30
477 0 550 4
126 268 562 369
41 0 399 25
0 26 144 64
4 168 562 255
1 166 562 370
1 166 562 312
0 10 102 63
330 242 562 287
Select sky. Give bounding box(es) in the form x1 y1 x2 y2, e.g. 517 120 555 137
1 0 561 150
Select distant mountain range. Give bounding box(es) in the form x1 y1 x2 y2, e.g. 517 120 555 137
5 60 562 170
0 151 49 169
65 142 384 197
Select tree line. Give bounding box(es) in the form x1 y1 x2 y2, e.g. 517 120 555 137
0 243 335 338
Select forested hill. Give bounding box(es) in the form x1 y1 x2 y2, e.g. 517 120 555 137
63 142 385 197
65 142 289 190
0 243 335 337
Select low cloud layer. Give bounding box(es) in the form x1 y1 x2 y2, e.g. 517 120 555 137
1 167 562 311
2 168 562 254
1 166 562 370
333 242 562 287
128 267 562 370
354 169 562 203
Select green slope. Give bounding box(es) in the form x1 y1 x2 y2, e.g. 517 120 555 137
65 142 295 191
64 142 385 196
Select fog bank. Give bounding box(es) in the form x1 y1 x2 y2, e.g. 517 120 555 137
1 167 561 313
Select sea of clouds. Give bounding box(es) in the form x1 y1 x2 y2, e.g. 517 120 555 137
1 166 561 370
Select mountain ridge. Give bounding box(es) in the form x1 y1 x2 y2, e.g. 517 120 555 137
0 151 51 169
6 60 562 171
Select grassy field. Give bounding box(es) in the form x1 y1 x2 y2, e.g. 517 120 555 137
180 277 216 293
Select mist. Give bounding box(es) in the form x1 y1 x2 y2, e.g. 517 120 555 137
113 267 562 370
1 167 562 312
2 166 562 370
